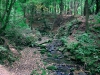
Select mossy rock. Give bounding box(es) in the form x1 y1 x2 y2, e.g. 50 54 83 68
46 65 57 70
41 69 47 75
47 53 52 57
67 41 79 50
30 70 39 75
58 47 65 52
38 44 46 49
40 49 47 54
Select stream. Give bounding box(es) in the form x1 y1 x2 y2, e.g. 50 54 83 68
39 39 88 75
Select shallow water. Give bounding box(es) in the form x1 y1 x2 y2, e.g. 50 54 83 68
42 39 77 75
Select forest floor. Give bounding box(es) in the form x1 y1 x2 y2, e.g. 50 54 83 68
0 15 99 75
0 15 85 75
0 37 51 75
0 36 78 75
8 47 44 75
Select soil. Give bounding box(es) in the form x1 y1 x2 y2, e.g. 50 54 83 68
0 36 51 75
0 65 14 75
0 15 97 75
0 47 45 75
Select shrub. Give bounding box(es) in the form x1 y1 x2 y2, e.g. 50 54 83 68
72 33 99 73
0 46 16 64
5 26 40 46
95 12 100 23
60 32 100 74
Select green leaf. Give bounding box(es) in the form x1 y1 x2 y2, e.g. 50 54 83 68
41 69 46 75
46 65 57 70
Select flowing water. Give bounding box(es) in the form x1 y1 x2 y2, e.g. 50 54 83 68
40 39 80 75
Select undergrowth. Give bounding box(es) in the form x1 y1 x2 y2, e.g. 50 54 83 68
60 32 100 74
0 46 17 65
94 12 100 23
0 16 41 65
54 18 100 74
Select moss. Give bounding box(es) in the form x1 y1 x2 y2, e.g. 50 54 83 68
40 49 47 54
46 65 57 70
47 53 52 57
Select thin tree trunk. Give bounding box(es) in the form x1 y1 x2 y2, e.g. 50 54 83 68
96 0 100 14
67 1 70 14
81 0 83 15
64 0 67 14
85 0 89 32
0 0 16 34
13 3 16 23
84 0 86 16
59 0 64 15
74 0 76 15
54 0 56 15
70 0 73 15
0 0 9 22
0 0 2 19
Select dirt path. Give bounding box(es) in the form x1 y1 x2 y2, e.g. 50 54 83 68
0 65 15 75
7 47 45 75
0 36 51 75
0 47 45 75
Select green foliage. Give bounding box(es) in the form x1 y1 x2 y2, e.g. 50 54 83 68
5 16 40 46
59 31 100 74
55 19 80 38
67 41 79 50
0 46 7 52
93 26 100 33
75 33 98 57
95 12 100 23
41 69 47 75
70 33 99 73
30 70 39 75
30 69 47 75
0 0 100 74
47 53 52 57
40 49 47 54
60 37 67 44
5 28 35 46
46 65 57 70
76 33 94 44
0 46 16 64
37 44 46 49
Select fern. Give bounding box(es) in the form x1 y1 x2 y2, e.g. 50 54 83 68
0 46 7 51
0 46 16 64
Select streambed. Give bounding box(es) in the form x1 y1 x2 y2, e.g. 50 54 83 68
39 39 88 75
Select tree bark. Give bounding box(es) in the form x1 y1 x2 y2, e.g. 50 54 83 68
59 0 64 15
81 0 83 15
96 0 100 14
85 0 89 32
0 0 16 34
54 0 56 15
74 0 76 15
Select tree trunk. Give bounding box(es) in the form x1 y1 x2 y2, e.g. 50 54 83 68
13 3 16 23
85 0 89 32
59 0 64 15
54 0 56 15
0 0 2 19
84 0 86 16
0 0 16 34
29 3 35 30
70 0 73 15
74 0 76 15
96 0 100 14
67 1 70 14
81 0 83 15
64 0 67 14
